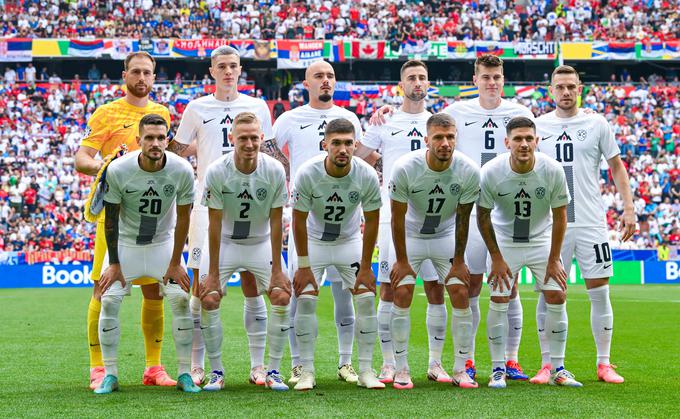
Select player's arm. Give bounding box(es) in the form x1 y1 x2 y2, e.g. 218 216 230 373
269 206 291 295
355 209 379 294
546 205 568 291
167 139 196 157
389 199 416 286
164 203 192 292
607 155 636 241
354 143 382 166
477 205 512 292
75 145 103 176
292 208 317 296
448 201 474 285
99 201 125 291
261 138 290 180
201 207 223 299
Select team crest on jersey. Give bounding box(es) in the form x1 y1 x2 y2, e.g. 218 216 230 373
556 131 573 142
256 188 267 201
429 184 445 195
220 114 233 125
482 118 498 129
191 248 201 262
348 191 359 203
163 184 175 197
535 187 546 199
503 117 511 126
450 183 461 195
577 129 587 141
515 188 531 199
380 261 389 274
143 186 159 197
407 127 423 137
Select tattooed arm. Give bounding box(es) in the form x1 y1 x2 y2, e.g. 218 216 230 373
167 139 196 157
261 138 290 181
99 201 125 291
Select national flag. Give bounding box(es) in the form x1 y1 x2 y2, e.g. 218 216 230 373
68 39 104 57
329 40 346 62
459 85 479 98
607 41 636 59
172 39 230 57
447 41 475 59
476 43 504 57
229 40 255 58
0 38 32 62
276 40 324 69
351 40 385 59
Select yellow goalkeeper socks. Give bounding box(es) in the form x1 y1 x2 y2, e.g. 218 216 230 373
141 298 164 367
87 297 103 368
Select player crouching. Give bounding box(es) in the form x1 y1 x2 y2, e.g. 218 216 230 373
198 113 292 391
95 114 200 394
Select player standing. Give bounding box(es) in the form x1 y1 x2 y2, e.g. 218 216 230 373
291 118 384 391
371 55 534 380
94 114 199 394
75 52 175 389
477 116 581 388
355 60 453 384
264 61 363 385
388 113 480 389
168 46 274 386
198 113 291 391
533 65 635 384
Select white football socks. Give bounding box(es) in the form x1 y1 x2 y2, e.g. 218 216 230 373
536 293 551 367
267 304 291 372
168 293 193 376
294 295 318 373
331 281 355 367
487 301 509 371
588 285 613 366
244 296 267 369
377 299 395 366
190 295 205 370
506 294 523 362
390 305 411 372
545 302 568 372
354 292 378 373
99 294 123 378
451 307 473 372
201 308 224 372
426 303 447 366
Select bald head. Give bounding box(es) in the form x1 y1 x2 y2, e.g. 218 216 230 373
303 60 336 106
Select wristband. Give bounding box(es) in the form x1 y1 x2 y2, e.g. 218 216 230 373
298 256 310 268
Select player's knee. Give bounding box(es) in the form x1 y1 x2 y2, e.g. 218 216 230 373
544 291 566 305
202 294 221 310
140 282 162 299
468 274 484 297
393 285 413 307
269 288 290 306
424 282 445 303
100 294 123 317
92 280 103 300
447 284 469 306
490 295 510 304
379 282 393 300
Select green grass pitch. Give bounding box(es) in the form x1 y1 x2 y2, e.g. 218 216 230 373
1 285 678 417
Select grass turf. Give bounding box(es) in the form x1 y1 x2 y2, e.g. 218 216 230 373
0 285 678 417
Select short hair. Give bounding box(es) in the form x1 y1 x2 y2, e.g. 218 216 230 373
324 118 355 139
426 112 456 132
400 60 428 78
474 54 503 74
138 113 168 136
124 52 156 71
211 45 240 64
505 117 536 136
232 112 261 129
551 65 580 83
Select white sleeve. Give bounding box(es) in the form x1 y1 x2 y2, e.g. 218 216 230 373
257 101 274 140
176 164 195 206
388 163 409 203
292 171 312 212
103 164 122 204
598 116 620 160
550 165 571 208
271 163 288 208
351 114 363 140
272 113 289 149
361 168 382 212
477 168 495 210
174 103 197 145
459 165 481 205
201 165 223 209
361 124 383 151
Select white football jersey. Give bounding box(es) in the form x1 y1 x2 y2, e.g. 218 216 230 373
389 149 480 239
536 110 620 228
174 93 274 183
104 151 195 246
361 109 431 221
478 152 570 248
202 153 287 245
293 154 381 243
273 104 362 185
444 98 534 167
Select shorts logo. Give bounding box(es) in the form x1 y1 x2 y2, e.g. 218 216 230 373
163 184 175 197
577 129 587 141
535 187 546 199
348 191 359 204
380 261 389 274
256 188 267 201
191 248 201 262
450 183 461 195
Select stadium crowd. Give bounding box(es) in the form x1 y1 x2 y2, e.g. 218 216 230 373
1 0 677 42
0 65 678 252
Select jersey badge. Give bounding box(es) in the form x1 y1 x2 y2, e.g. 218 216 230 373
535 187 546 199
163 184 175 197
256 188 267 201
503 117 511 126
220 114 233 125
348 191 359 204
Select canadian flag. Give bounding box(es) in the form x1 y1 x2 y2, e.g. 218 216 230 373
351 40 385 59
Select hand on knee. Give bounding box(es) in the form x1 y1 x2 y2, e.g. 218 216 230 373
393 286 414 308
202 294 221 311
269 288 291 306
